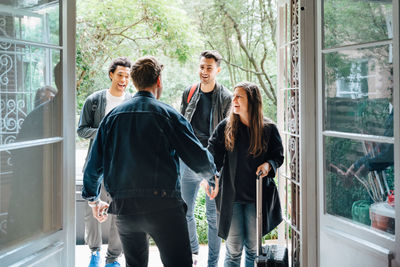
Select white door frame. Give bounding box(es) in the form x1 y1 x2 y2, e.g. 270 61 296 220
277 0 318 266
0 0 76 265
299 0 318 266
62 0 77 266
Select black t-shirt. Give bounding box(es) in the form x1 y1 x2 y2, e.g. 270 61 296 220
234 121 265 203
191 90 213 147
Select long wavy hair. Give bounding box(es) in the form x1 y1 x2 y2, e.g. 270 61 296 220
225 82 269 157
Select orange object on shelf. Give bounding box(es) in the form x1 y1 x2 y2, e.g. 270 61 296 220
387 190 395 207
370 202 395 234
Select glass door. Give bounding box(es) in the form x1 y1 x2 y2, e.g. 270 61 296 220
318 0 398 266
0 0 75 266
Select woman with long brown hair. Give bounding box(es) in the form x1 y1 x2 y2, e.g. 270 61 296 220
207 81 284 267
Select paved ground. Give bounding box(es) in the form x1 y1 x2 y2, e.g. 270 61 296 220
75 244 233 267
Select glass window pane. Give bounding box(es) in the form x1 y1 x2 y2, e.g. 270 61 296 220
323 0 392 48
324 45 393 136
0 47 61 143
0 0 62 252
0 1 60 46
325 136 395 235
0 143 62 249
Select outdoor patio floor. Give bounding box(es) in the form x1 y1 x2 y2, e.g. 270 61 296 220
75 244 233 266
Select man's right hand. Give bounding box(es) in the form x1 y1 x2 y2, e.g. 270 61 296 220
89 200 109 223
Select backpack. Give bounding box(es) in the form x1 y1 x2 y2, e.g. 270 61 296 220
91 99 98 111
186 83 199 103
91 92 101 112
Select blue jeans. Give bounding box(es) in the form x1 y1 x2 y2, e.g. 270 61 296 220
180 161 221 267
224 202 257 267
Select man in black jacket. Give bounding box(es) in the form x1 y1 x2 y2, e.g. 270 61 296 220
180 50 232 267
82 56 219 267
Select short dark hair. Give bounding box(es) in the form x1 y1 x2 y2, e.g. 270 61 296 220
200 50 222 66
108 57 132 78
130 56 163 90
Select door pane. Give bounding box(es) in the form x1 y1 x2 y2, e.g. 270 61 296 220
0 0 63 252
0 142 62 249
324 45 393 136
323 0 392 48
0 1 60 46
325 136 395 235
0 47 61 143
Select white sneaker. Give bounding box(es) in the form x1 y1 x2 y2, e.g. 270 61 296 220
192 253 199 266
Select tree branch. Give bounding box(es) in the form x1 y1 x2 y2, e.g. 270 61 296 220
219 3 276 104
113 17 148 35
76 69 87 91
222 58 264 75
265 0 277 49
109 32 157 42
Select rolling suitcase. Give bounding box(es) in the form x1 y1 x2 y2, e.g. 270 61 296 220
254 172 289 267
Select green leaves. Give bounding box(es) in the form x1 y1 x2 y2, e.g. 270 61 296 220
181 0 278 111
76 0 200 105
76 0 278 121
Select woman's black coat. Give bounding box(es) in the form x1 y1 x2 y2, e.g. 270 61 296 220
208 118 284 240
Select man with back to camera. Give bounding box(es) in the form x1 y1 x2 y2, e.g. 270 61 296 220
180 50 232 266
82 56 219 267
77 57 132 267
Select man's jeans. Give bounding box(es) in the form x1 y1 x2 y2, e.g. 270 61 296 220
115 202 192 267
224 202 257 267
84 183 122 264
180 161 221 267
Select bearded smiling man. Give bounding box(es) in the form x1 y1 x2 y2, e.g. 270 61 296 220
179 50 232 267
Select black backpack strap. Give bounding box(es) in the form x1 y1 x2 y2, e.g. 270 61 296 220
91 93 99 112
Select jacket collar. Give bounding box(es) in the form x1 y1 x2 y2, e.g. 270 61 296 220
134 90 156 99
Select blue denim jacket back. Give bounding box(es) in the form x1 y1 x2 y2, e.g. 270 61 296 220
82 91 217 201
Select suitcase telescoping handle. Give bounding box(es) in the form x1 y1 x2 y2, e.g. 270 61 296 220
256 171 263 257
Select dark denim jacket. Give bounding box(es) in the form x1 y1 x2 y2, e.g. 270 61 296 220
82 91 217 201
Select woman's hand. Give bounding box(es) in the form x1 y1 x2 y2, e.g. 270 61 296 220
204 176 220 200
256 162 271 178
200 179 208 190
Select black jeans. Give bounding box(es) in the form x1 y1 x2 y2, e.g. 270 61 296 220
115 202 192 267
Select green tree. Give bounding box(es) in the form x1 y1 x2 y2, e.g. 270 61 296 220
181 0 277 119
76 0 201 110
324 0 391 49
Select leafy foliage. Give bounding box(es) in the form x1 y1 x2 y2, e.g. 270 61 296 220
182 0 278 115
76 0 278 121
324 0 391 49
194 191 208 244
76 0 202 111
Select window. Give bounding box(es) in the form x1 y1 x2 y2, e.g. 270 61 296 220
0 1 62 249
323 0 394 236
